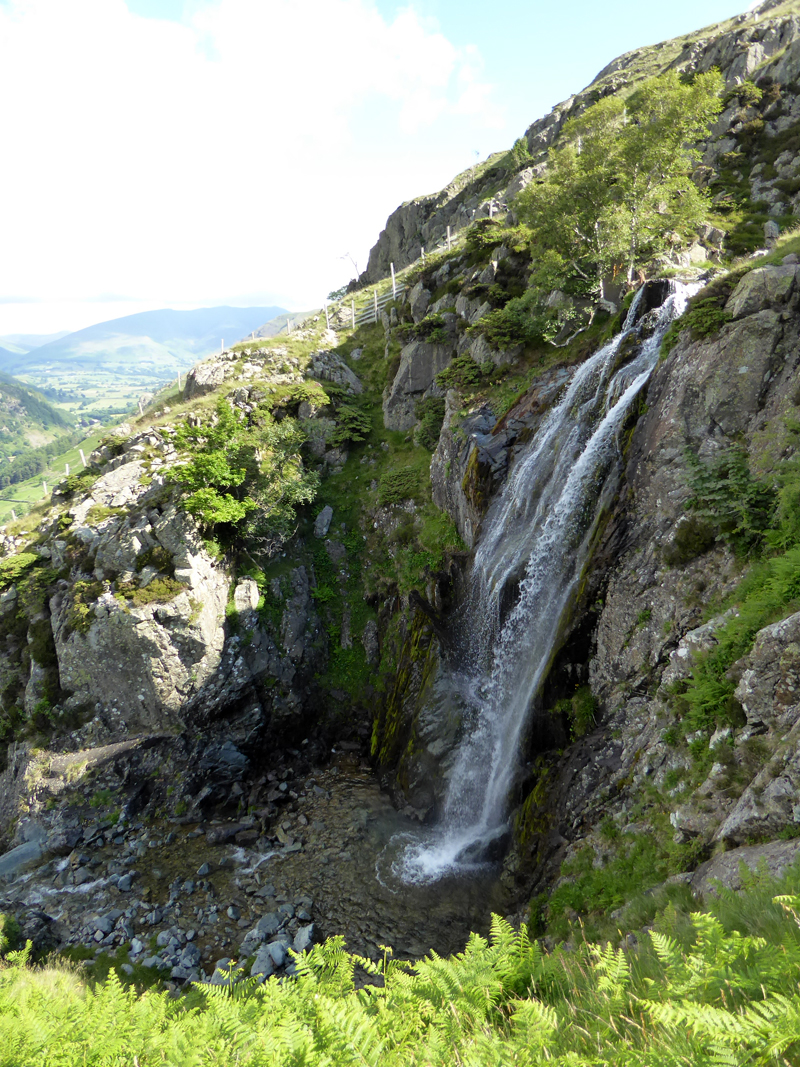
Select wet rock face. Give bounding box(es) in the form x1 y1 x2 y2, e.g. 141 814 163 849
497 264 800 898
591 264 800 709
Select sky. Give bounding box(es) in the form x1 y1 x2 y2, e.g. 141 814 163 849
0 0 756 338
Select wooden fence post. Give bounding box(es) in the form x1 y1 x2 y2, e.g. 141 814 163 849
447 225 451 251
373 289 378 323
421 246 425 264
324 299 330 329
351 299 355 328
65 463 69 476
79 449 87 468
42 481 47 498
390 262 396 299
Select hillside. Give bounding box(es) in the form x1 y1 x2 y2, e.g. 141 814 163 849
3 0 800 1059
0 370 73 460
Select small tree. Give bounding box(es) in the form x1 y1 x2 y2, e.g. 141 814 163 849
517 70 724 292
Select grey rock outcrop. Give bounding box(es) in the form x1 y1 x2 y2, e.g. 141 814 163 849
383 340 454 432
52 507 230 733
307 351 362 395
183 360 228 399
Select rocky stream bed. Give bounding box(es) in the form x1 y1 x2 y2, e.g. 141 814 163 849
0 752 505 992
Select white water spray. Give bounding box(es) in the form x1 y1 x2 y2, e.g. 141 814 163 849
392 282 695 884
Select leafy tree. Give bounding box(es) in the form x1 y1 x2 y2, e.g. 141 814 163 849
171 397 318 552
517 71 724 292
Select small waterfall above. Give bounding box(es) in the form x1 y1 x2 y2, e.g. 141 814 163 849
385 281 695 886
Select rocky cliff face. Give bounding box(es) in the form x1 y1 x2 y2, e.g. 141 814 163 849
6 0 800 982
362 0 800 286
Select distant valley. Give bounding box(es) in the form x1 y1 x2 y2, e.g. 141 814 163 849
0 305 288 419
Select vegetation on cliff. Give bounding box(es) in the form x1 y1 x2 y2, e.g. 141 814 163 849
4 874 800 1065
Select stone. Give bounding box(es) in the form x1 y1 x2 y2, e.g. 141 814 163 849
383 340 454 432
307 351 363 395
725 264 798 319
130 938 144 955
0 838 45 878
45 825 82 856
233 578 259 614
197 862 211 877
181 944 201 967
764 218 780 248
293 924 315 953
691 840 800 896
209 958 235 986
184 361 227 400
250 944 276 979
361 619 379 665
314 506 333 538
408 282 431 324
267 941 287 968
227 906 240 920
117 873 133 892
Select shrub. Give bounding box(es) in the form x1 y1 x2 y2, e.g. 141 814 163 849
329 402 372 447
116 576 185 607
378 467 421 506
435 353 484 391
0 552 38 590
685 446 776 557
663 515 717 566
66 580 104 634
0 913 21 955
414 397 446 451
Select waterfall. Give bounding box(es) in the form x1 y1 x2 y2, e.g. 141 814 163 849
391 281 695 885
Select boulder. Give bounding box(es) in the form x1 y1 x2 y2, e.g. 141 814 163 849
51 509 230 734
233 578 259 615
734 610 800 727
250 944 276 979
725 264 798 319
184 361 227 400
691 839 800 896
314 506 333 538
308 351 363 395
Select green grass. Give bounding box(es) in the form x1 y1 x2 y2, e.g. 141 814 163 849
6 869 800 1066
0 429 108 523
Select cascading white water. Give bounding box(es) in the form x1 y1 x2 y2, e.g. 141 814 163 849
391 282 695 885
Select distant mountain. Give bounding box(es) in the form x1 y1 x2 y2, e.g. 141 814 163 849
0 331 71 355
255 310 318 338
0 306 287 410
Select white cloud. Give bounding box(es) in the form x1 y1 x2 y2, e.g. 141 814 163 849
0 0 503 332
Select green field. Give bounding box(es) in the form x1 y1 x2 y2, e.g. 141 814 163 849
0 429 109 525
